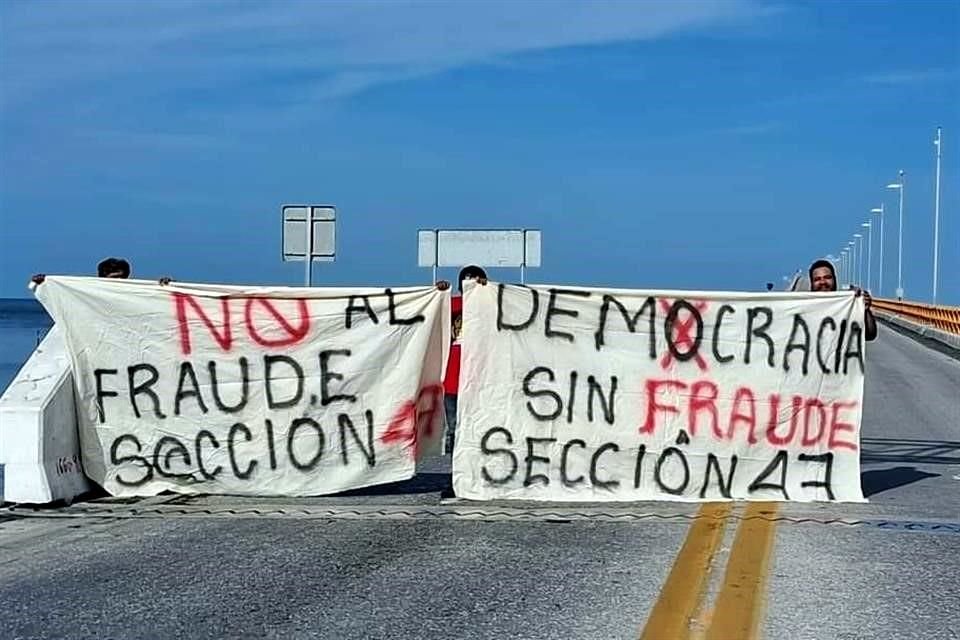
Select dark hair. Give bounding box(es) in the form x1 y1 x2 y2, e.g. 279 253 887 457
97 257 131 278
458 265 487 292
808 259 836 287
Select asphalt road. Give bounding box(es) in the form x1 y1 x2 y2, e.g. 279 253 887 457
759 323 960 640
1 323 958 640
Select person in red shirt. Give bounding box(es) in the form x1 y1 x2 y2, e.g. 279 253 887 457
441 265 487 453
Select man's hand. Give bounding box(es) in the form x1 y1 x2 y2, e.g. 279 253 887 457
855 287 878 341
436 280 450 291
31 273 45 285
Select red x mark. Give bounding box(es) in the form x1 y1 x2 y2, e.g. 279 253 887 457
659 298 709 371
381 384 444 460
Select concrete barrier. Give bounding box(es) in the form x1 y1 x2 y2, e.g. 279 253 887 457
876 311 960 353
0 325 92 504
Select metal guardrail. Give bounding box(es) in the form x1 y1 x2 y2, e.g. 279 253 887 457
873 298 960 335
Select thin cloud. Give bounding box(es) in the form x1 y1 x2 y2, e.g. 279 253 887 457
861 69 954 86
714 122 782 136
1 0 770 112
759 67 957 111
76 129 222 151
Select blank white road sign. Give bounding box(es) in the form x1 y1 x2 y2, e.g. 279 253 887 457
282 205 336 262
418 229 541 268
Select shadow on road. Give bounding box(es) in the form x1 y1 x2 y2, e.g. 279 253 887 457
334 472 452 497
861 466 939 497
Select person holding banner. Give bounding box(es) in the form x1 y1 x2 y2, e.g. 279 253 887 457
809 259 877 341
32 257 132 285
31 258 172 286
437 265 487 453
95 257 131 279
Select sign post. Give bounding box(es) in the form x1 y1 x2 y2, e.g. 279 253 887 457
418 228 541 283
282 205 336 286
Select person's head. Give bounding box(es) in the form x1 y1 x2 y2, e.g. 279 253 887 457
766 282 774 291
808 259 836 292
458 265 487 292
97 257 131 279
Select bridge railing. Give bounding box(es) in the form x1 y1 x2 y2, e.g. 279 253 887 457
873 298 960 335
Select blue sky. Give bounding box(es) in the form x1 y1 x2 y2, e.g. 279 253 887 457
1 0 957 302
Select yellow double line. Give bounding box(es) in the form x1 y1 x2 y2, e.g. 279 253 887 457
639 502 780 640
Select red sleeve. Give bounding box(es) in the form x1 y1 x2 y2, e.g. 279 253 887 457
444 343 461 395
444 296 463 395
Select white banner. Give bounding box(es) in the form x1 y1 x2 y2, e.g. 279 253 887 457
453 283 867 502
36 277 449 497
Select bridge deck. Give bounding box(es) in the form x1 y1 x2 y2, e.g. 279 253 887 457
1 324 958 639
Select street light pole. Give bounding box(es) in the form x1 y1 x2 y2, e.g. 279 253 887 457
848 241 855 287
854 233 863 287
933 127 942 303
887 171 905 299
844 241 855 287
862 221 872 292
871 205 884 296
860 234 866 287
